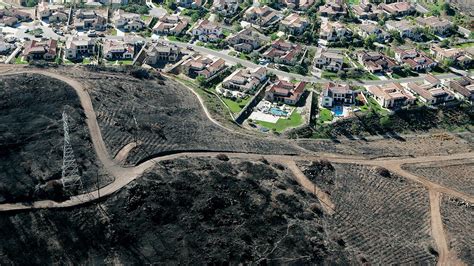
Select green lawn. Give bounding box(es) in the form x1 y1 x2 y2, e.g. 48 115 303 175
223 97 250 114
318 108 333 123
256 110 304 133
82 57 91 64
455 42 474 48
322 71 339 80
63 58 74 65
15 57 28 64
110 28 117 36
360 97 390 116
347 0 360 5
119 60 133 65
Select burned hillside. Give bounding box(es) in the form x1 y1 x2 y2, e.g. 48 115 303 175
0 74 101 203
0 157 352 264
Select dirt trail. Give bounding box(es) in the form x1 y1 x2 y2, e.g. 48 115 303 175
283 160 335 215
428 191 466 266
0 67 470 264
114 142 139 164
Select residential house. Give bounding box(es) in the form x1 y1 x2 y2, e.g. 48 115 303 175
0 38 15 55
153 15 188 35
394 47 437 72
222 67 268 92
320 82 355 108
265 80 306 105
191 19 223 43
357 51 399 74
430 44 472 67
244 6 282 28
49 10 68 24
280 13 309 35
65 36 97 60
280 0 315 10
352 0 382 20
73 9 107 31
379 2 415 17
181 55 227 79
22 39 58 61
385 20 420 40
358 23 390 43
2 8 31 22
226 28 263 53
0 14 17 27
141 42 180 65
212 0 240 17
314 48 344 72
262 39 303 65
176 0 203 8
448 76 474 101
416 16 453 36
319 0 347 19
112 10 145 32
102 39 135 60
368 82 416 109
37 2 64 20
405 74 455 105
320 21 352 43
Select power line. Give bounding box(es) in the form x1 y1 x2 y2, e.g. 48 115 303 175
61 111 83 192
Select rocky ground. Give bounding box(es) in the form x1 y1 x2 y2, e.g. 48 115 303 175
0 73 105 203
0 157 352 264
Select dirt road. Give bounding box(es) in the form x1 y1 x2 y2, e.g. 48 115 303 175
0 67 471 265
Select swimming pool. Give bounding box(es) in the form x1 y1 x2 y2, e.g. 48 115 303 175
270 107 288 117
332 106 345 117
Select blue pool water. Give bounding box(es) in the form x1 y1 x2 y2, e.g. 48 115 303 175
333 106 344 117
270 107 288 116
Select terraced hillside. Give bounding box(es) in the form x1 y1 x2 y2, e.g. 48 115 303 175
299 162 438 264
0 157 352 264
298 133 473 159
441 197 474 264
76 69 303 164
404 161 474 196
0 74 102 203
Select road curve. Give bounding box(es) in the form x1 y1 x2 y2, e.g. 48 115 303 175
0 67 472 213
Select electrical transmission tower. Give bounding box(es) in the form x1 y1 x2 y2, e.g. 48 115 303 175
61 111 83 192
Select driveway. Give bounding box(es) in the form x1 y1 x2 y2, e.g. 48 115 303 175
146 0 168 17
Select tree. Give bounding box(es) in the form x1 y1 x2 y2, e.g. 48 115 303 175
388 30 404 45
196 75 207 87
364 34 377 50
26 0 37 7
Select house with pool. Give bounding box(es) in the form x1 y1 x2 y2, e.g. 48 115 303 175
264 80 306 105
320 82 358 118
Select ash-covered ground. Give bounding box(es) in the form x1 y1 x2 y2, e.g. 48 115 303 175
441 197 473 263
0 157 351 264
299 161 438 264
0 73 103 203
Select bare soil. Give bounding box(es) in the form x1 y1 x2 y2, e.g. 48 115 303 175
0 157 352 264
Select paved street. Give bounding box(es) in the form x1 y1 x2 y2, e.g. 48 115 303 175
166 40 465 86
